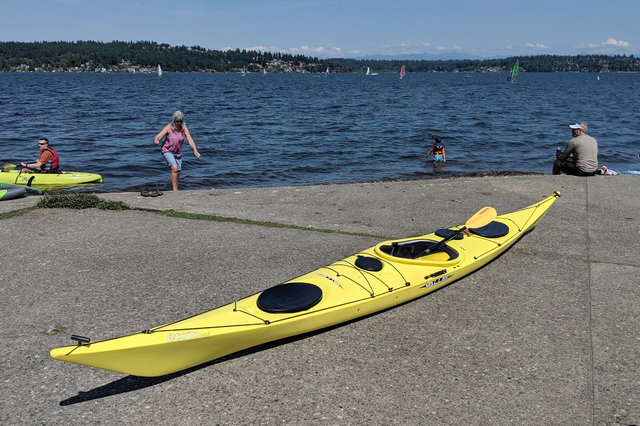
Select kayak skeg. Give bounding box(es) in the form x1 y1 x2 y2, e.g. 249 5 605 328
50 192 561 377
0 170 102 187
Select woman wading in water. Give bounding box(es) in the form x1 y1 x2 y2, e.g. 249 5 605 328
154 111 201 191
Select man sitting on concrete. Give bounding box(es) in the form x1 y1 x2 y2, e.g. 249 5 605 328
553 122 598 176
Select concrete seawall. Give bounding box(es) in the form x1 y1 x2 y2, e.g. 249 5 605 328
1 175 638 424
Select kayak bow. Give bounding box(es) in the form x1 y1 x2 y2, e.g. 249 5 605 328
51 192 560 377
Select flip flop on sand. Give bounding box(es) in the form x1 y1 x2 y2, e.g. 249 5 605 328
149 189 163 197
140 189 150 197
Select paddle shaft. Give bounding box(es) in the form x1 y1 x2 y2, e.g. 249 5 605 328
419 226 467 257
416 206 496 258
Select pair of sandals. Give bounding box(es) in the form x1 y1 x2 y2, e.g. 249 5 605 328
140 188 163 197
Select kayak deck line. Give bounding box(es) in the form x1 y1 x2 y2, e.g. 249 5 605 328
153 255 415 332
462 195 559 259
50 192 560 377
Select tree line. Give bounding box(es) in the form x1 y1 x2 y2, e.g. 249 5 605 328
327 55 640 73
1 41 638 73
0 41 324 73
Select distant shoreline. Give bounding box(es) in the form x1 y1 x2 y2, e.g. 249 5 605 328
1 41 638 73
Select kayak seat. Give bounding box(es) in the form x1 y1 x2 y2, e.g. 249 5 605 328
257 282 323 314
469 221 509 238
380 240 459 260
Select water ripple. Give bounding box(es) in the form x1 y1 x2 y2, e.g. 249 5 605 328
2 72 639 191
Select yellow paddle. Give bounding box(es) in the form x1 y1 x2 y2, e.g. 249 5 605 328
464 206 497 229
418 206 497 257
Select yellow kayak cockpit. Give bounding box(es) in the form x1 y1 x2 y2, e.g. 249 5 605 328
375 237 464 266
375 220 512 266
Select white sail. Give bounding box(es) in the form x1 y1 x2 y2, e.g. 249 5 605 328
157 65 162 77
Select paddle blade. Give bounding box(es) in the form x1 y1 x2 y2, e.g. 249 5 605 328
3 163 17 171
465 206 497 229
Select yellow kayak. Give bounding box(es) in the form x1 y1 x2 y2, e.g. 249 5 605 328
51 192 560 377
0 170 102 187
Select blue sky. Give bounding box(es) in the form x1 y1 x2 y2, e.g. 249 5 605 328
1 0 638 58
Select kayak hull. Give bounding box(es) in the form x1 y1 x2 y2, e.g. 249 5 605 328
51 192 560 377
0 170 102 187
0 186 27 200
0 182 44 196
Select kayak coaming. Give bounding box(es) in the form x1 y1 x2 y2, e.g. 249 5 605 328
50 192 560 377
0 170 102 186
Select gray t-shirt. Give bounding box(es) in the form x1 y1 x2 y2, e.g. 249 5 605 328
558 134 598 173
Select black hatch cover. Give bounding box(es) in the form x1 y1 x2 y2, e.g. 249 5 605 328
355 256 383 271
257 283 323 313
469 221 509 238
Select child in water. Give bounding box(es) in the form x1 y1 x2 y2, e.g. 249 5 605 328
426 137 446 163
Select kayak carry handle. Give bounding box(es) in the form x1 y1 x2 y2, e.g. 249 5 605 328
71 335 90 346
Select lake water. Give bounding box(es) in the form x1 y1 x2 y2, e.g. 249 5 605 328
1 71 639 192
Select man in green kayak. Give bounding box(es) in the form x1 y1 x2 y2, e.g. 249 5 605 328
552 122 598 176
20 138 60 173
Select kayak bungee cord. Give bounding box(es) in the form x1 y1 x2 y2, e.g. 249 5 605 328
323 252 411 294
333 259 394 292
160 256 417 330
333 260 383 292
375 255 411 286
231 307 273 325
321 265 374 296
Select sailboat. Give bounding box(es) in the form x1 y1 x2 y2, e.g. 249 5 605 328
263 69 267 75
241 66 246 77
508 59 519 84
366 66 378 76
325 67 330 76
157 64 162 77
399 64 406 79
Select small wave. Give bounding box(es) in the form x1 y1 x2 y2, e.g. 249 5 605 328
3 72 638 191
